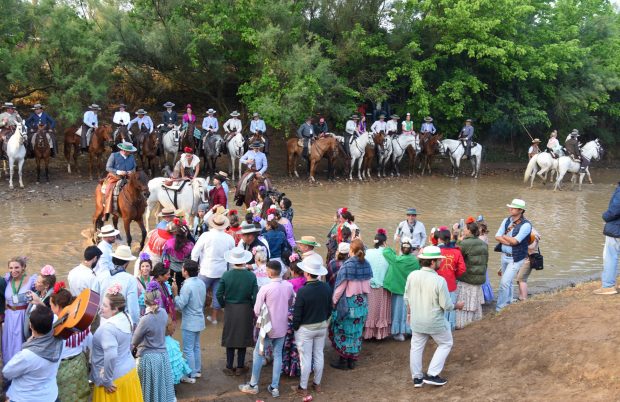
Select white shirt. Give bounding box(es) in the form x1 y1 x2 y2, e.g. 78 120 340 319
386 120 398 133
180 154 200 169
394 220 427 248
98 269 140 325
3 349 60 402
371 120 387 133
345 120 357 135
67 263 100 296
223 118 242 133
96 240 114 275
113 111 131 125
191 230 235 278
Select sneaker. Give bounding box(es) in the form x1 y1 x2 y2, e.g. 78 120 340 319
593 287 618 295
180 376 196 384
393 334 405 342
238 383 258 395
413 378 424 388
267 385 280 398
212 319 218 325
423 375 447 386
193 372 202 378
206 315 213 323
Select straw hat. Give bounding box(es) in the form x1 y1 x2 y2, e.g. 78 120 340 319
390 114 399 119
424 116 433 122
98 224 120 238
224 247 253 265
2 102 15 109
417 246 446 260
208 210 230 230
532 138 541 144
88 104 101 110
135 109 147 115
112 245 137 261
296 236 321 248
206 108 216 114
158 207 175 218
249 141 263 149
350 114 359 120
298 260 328 276
252 112 260 118
32 103 44 110
506 198 526 210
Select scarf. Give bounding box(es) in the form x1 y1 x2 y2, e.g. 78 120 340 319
23 330 63 362
333 256 372 316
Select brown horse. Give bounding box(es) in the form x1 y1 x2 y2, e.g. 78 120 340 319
287 135 349 181
247 131 267 153
33 126 51 183
93 170 149 248
63 125 81 174
89 125 114 180
420 133 443 175
180 123 196 153
141 133 159 177
234 169 274 207
361 131 385 179
113 125 132 151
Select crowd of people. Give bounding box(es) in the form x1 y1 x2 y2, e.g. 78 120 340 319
0 188 548 401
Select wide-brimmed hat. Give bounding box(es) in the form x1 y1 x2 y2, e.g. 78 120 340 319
32 103 44 110
240 222 261 234
249 141 263 149
2 102 15 109
252 112 260 118
230 111 240 117
350 114 359 120
98 224 120 238
217 171 229 178
163 101 175 108
135 109 147 115
206 108 216 114
337 242 350 254
88 104 101 110
117 142 137 152
208 212 230 230
112 245 137 261
224 247 253 264
118 103 127 108
532 138 541 144
296 236 321 248
424 116 433 122
465 118 473 123
406 208 418 216
214 173 227 183
506 198 526 210
417 245 446 260
390 114 399 119
298 260 328 276
158 207 175 217
571 129 579 137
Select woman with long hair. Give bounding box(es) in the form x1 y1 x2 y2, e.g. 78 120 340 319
136 254 153 316
163 223 194 288
24 265 57 339
148 263 176 321
456 222 489 329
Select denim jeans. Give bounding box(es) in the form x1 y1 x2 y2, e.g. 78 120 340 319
182 329 201 377
444 291 457 330
496 254 525 311
602 236 620 288
199 275 221 309
249 335 285 390
410 329 453 379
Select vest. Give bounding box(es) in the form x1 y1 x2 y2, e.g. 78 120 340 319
503 217 530 263
110 152 137 172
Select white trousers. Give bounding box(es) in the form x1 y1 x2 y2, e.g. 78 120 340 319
294 325 327 389
409 329 453 379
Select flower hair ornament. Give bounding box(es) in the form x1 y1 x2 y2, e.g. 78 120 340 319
229 209 238 216
173 217 180 226
252 216 262 223
259 185 266 192
289 253 300 263
53 281 66 294
338 207 348 216
40 265 56 276
267 207 277 215
163 259 171 269
252 245 266 256
376 228 387 236
139 252 151 262
267 214 275 222
250 201 258 208
145 282 163 305
106 283 123 295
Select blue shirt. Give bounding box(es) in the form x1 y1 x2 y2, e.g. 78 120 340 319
174 276 206 332
105 152 137 174
128 116 154 133
461 125 474 139
495 217 532 254
420 122 436 134
240 150 268 174
83 110 98 128
250 119 266 133
25 112 56 130
202 116 219 132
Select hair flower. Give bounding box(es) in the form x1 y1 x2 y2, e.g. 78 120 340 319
173 217 180 226
53 281 66 294
41 265 56 276
338 207 348 215
139 252 151 262
267 214 275 222
289 253 300 262
146 281 160 292
259 185 266 191
229 209 238 216
250 201 258 207
106 283 123 295
376 228 387 236
253 216 262 223
163 260 171 269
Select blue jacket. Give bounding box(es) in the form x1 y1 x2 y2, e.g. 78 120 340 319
25 112 56 130
603 183 620 238
263 229 287 259
105 152 137 174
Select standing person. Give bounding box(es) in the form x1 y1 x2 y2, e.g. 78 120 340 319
136 254 153 316
163 224 194 288
147 263 176 322
238 222 271 263
239 261 295 398
156 208 175 230
191 212 235 325
296 117 315 159
96 224 120 274
91 285 143 401
456 222 489 329
291 259 331 397
209 172 228 207
435 229 466 330
23 265 56 339
68 245 102 296
363 229 392 340
296 235 323 266
394 208 426 252
97 245 140 326
477 220 495 303
370 114 387 134
383 239 420 341
459 118 474 160
192 203 210 239
226 211 243 245
132 286 175 402
81 103 100 151
495 199 532 311
595 181 620 294
386 114 399 137
3 256 37 365
217 247 258 376
528 139 541 159
326 242 349 291
263 213 289 264
279 197 294 223
405 246 465 387
516 227 541 301
172 260 206 381
2 306 63 402
329 239 372 370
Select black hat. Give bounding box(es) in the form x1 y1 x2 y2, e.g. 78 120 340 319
84 245 103 261
214 173 227 183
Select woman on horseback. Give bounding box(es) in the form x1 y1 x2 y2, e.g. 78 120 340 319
182 104 196 124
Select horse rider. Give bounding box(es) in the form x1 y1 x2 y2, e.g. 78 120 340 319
223 110 242 143
528 138 541 159
127 109 154 136
159 101 178 154
370 114 387 135
250 112 269 154
314 116 329 138
81 103 101 152
343 114 360 156
112 103 131 140
103 142 137 214
202 108 219 136
420 116 436 135
25 103 57 157
176 146 201 180
459 118 474 160
0 102 23 160
386 114 399 137
402 112 415 136
240 141 268 176
565 129 588 173
546 130 562 157
296 116 315 158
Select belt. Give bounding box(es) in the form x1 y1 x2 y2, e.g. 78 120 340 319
6 304 27 311
62 352 83 362
504 253 513 257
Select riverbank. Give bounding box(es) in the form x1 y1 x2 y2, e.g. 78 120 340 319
175 279 617 401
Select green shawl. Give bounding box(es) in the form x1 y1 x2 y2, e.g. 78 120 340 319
382 247 420 295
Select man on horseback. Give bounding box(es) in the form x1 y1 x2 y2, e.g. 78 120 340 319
565 129 588 173
0 102 23 161
128 109 153 153
371 114 387 135
250 112 268 154
314 116 329 138
528 139 541 159
81 103 100 152
103 142 137 215
159 101 178 154
112 103 131 140
386 114 399 137
296 116 315 159
343 114 359 156
459 118 474 160
420 116 436 135
240 141 268 176
25 103 57 157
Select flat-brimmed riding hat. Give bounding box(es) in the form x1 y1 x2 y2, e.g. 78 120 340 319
98 224 120 238
417 245 446 260
112 245 137 261
217 171 229 178
32 103 44 110
208 211 230 230
118 103 127 108
230 111 240 117
249 141 263 149
350 114 359 120
465 118 473 123
214 173 227 183
506 198 526 210
406 208 418 216
117 142 137 152
163 101 175 108
158 207 175 217
571 129 579 137
240 222 261 234
424 116 433 122
224 247 253 265
532 138 541 144
298 260 328 276
135 109 147 115
2 102 15 109
252 112 260 118
390 114 399 119
88 104 101 110
296 236 321 248
206 108 216 114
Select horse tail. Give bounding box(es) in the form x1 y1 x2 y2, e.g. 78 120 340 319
524 154 538 183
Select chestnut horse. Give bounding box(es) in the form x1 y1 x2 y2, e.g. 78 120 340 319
234 169 274 207
33 126 51 183
89 125 114 180
141 133 159 177
180 122 197 153
361 131 385 179
93 170 149 248
286 135 349 181
420 133 443 176
63 126 81 174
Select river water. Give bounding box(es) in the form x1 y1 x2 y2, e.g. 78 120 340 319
0 168 617 293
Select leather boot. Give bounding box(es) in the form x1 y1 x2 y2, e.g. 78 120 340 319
330 356 348 370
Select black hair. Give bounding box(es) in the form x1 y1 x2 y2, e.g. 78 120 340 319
466 222 480 237
30 305 54 334
151 262 169 278
374 232 387 248
245 212 254 224
281 197 292 209
439 229 452 243
112 257 129 266
341 226 352 240
266 260 282 275
84 245 103 260
306 273 318 279
182 259 199 277
420 258 434 267
341 211 355 222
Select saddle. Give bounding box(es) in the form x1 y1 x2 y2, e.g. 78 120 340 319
160 179 189 210
101 175 126 215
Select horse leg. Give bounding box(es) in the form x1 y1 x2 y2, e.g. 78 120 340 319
89 153 94 180
8 158 14 189
137 216 147 250
309 158 316 182
18 159 24 188
587 168 593 184
36 157 41 183
123 216 132 247
45 158 50 183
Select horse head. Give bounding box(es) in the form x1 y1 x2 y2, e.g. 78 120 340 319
98 125 114 147
593 138 604 161
129 170 150 197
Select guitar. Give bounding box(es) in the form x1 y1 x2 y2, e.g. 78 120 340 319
54 289 100 339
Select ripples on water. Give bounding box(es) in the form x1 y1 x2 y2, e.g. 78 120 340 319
0 169 616 291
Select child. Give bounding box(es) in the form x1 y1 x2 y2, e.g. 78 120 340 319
193 203 209 239
251 246 270 287
287 255 306 293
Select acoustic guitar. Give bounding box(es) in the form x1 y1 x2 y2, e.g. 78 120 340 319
54 289 100 339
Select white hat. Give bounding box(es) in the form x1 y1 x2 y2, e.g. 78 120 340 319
224 247 252 265
506 198 526 210
337 242 350 254
111 245 137 261
298 260 328 276
417 245 446 260
98 224 120 238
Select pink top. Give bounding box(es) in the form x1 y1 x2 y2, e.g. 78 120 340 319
183 113 196 123
288 276 306 293
332 279 371 304
254 279 295 338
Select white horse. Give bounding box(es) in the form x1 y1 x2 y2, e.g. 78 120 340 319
376 135 393 177
144 177 207 231
7 124 27 189
523 152 559 188
160 124 182 168
553 139 603 191
227 132 245 181
348 132 371 180
440 139 482 178
389 134 418 177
